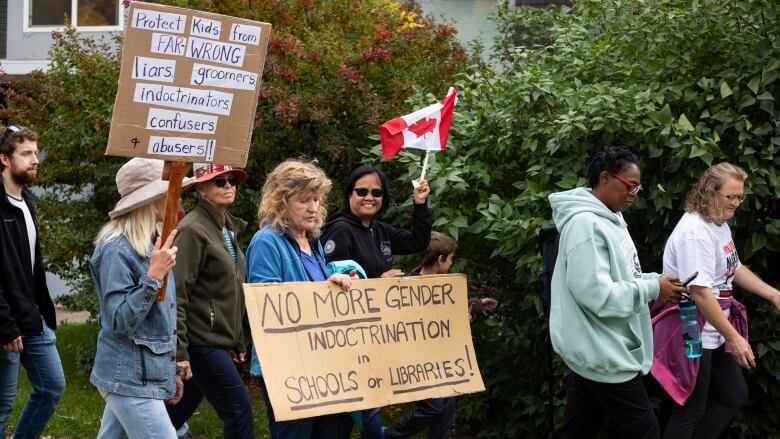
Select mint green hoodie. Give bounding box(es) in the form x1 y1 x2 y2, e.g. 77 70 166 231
549 188 660 383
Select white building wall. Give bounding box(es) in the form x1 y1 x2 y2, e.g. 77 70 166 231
418 0 503 58
2 1 122 75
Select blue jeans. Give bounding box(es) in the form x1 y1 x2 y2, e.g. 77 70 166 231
257 376 353 439
98 390 177 439
166 346 253 439
0 321 66 439
359 409 383 439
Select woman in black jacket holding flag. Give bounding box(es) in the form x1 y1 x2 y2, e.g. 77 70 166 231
319 165 432 437
321 165 431 279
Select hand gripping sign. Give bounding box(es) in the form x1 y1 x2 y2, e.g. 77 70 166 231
244 274 485 421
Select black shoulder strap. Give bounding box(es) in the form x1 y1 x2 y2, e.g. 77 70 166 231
537 226 560 318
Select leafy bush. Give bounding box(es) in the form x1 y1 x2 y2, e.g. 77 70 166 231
1 0 467 316
2 27 124 317
369 0 780 436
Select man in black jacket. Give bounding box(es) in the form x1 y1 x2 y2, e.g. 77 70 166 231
0 124 65 438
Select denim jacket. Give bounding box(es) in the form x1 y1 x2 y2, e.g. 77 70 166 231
89 234 177 399
245 224 331 377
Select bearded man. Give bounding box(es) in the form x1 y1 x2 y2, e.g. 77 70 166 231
0 123 65 438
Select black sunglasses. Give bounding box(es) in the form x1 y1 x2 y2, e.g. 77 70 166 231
0 125 21 147
213 176 238 188
354 188 383 197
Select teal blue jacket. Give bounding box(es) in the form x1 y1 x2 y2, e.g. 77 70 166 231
245 224 331 377
549 188 660 383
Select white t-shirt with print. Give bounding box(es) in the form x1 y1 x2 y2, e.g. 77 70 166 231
6 194 37 272
663 211 740 349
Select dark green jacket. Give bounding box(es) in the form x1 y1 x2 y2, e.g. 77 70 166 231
174 199 247 361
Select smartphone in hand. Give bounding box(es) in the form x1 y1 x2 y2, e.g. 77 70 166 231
682 271 699 287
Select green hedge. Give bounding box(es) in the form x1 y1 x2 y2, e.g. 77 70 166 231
370 1 780 436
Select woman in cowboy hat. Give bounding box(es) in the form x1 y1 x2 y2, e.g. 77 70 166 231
165 163 253 439
89 157 193 439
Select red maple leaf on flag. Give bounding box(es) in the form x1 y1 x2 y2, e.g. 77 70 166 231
407 118 437 138
379 87 457 160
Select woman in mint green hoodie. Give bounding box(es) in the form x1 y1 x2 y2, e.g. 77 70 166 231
548 147 685 439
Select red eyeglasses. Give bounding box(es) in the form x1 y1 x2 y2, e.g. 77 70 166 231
612 173 642 196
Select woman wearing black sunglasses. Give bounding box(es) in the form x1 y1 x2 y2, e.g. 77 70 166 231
166 163 253 439
321 165 431 279
319 165 431 438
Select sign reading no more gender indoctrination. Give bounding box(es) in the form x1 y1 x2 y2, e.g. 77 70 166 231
244 274 486 421
106 2 271 167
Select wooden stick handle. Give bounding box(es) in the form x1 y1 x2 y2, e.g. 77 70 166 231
156 161 187 302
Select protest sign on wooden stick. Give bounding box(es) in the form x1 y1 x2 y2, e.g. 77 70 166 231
105 2 270 299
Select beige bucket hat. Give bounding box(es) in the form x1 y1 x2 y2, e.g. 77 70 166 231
109 158 195 219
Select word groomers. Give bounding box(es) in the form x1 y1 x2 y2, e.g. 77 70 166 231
116 4 266 165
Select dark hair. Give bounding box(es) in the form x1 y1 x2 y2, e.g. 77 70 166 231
587 146 639 188
420 231 458 267
337 165 392 217
0 124 38 172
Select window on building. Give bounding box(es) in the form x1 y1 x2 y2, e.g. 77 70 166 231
30 0 70 26
29 0 120 28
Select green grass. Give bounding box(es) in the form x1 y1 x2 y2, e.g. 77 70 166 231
4 323 453 438
5 323 272 438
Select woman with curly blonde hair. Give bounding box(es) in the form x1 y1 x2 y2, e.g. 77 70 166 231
245 158 356 439
653 162 780 438
684 162 748 224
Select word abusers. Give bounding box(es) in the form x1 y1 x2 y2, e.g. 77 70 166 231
106 2 271 167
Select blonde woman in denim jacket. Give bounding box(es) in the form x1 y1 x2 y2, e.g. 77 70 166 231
90 158 193 439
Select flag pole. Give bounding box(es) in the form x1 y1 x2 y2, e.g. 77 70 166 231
413 150 431 188
420 149 431 181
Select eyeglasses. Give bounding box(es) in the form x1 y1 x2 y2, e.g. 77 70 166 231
723 194 747 204
0 125 21 147
354 188 383 198
212 176 238 188
612 173 642 196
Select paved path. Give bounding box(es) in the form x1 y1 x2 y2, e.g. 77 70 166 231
55 307 91 324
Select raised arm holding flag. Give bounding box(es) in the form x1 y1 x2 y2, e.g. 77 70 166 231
380 88 457 185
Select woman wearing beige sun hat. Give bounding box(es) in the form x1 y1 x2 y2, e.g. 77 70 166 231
165 163 254 439
89 157 194 439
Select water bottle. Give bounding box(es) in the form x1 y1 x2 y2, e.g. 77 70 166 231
679 297 703 359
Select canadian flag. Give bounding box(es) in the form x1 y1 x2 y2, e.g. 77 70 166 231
379 88 457 160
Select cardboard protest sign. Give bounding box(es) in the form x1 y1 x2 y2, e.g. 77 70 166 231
244 274 485 421
106 2 270 167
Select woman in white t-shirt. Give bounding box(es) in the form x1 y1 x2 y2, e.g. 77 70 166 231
658 162 780 438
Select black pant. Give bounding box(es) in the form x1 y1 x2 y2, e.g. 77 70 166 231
663 346 748 439
167 346 254 439
384 397 455 439
561 372 660 439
